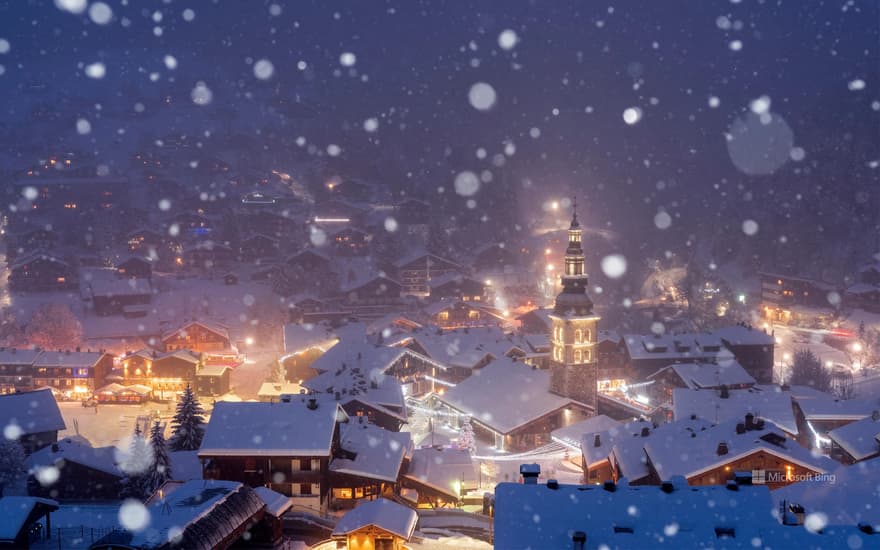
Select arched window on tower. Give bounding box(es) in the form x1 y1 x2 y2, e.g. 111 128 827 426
584 329 591 342
574 349 582 363
585 348 592 362
575 329 583 343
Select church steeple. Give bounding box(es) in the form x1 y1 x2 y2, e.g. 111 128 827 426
554 199 593 316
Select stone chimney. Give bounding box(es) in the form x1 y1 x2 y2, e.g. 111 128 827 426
307 397 318 410
745 413 755 430
520 464 540 484
717 442 729 456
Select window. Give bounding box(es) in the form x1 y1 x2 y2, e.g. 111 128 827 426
575 329 583 343
574 349 582 363
333 488 353 499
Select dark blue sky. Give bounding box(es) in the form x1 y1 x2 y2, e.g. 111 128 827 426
1 0 878 275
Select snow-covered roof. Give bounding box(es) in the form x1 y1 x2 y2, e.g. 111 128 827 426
644 418 834 481
332 498 418 540
257 382 304 399
0 387 65 435
254 486 293 517
88 277 152 298
330 420 411 482
388 326 527 369
161 319 229 342
622 333 728 361
0 496 59 541
403 447 477 499
155 349 201 364
437 357 576 434
197 365 230 377
550 414 621 451
0 348 42 365
580 419 653 469
394 249 460 270
35 350 106 368
793 393 879 422
27 436 122 477
673 385 798 436
773 456 880 527
846 283 880 295
282 322 340 354
654 361 756 390
494 477 868 550
105 480 265 549
199 399 348 457
515 307 553 329
827 414 880 461
611 417 713 481
711 325 775 346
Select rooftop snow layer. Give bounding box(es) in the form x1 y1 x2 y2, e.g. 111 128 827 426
329 421 411 482
0 387 66 435
673 385 798 435
332 497 418 540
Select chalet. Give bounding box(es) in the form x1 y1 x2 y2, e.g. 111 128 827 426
331 498 418 550
115 256 152 279
11 175 130 216
26 437 123 500
470 242 521 274
428 273 488 302
759 271 838 323
184 241 235 270
400 447 478 508
162 320 234 356
285 248 332 273
0 348 42 394
648 361 756 406
0 388 65 454
434 357 592 451
6 225 58 254
827 412 880 464
621 332 729 381
493 467 868 550
32 351 114 397
91 480 266 550
195 364 231 396
8 251 76 291
0 497 58 549
423 300 505 329
641 416 835 489
327 420 411 510
119 349 155 385
88 277 152 317
394 251 461 296
516 307 553 334
547 414 622 470
239 233 279 261
281 322 341 381
200 398 406 511
151 350 201 398
791 389 876 449
340 274 403 307
844 283 880 313
713 324 775 384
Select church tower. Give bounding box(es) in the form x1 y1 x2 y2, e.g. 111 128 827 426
549 200 600 411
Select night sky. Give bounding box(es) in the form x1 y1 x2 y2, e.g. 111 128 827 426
0 0 878 280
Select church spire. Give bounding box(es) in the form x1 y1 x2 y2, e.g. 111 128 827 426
553 198 593 316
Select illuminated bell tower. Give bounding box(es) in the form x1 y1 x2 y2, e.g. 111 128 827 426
549 200 600 411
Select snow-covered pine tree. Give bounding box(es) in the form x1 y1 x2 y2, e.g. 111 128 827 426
145 421 172 495
0 438 25 497
458 415 476 454
120 424 152 500
168 383 206 451
271 359 286 384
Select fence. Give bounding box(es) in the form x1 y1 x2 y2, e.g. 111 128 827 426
31 526 119 549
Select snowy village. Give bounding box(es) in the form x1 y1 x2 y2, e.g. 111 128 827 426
0 1 878 550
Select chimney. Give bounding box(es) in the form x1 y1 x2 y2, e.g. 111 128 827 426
735 423 746 435
872 410 880 421
334 391 341 401
640 427 650 437
572 531 587 550
660 481 674 493
547 479 559 490
717 442 729 456
520 464 540 484
593 434 601 448
745 413 755 430
603 480 616 492
307 397 318 410
725 480 739 491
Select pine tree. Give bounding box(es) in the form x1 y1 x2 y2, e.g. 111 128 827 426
271 359 286 384
145 421 172 495
169 384 206 451
0 438 25 497
458 416 476 454
120 424 152 500
788 349 832 392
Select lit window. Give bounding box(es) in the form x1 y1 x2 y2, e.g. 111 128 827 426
574 349 582 363
56 277 66 283
575 329 583 343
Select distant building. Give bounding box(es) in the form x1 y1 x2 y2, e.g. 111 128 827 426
195 365 231 396
759 271 838 323
0 348 42 394
27 437 123 499
161 320 235 359
8 251 76 291
115 256 152 280
32 351 113 397
331 498 417 550
394 251 461 296
827 412 880 464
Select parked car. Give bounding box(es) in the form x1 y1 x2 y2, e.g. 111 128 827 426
82 397 98 407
